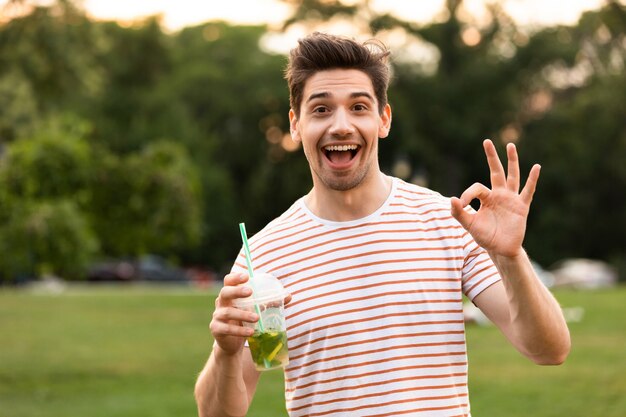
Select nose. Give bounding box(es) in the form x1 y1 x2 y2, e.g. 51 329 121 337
328 108 355 138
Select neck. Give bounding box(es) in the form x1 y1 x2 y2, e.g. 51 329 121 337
305 171 392 222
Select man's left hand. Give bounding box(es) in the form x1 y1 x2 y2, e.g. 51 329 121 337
451 139 540 258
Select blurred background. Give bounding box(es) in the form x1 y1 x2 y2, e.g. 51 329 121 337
1 1 625 416
0 0 624 284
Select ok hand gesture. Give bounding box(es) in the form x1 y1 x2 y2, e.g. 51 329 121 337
451 139 540 258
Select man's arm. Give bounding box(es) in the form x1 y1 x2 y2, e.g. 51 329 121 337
451 139 570 365
195 346 260 417
472 254 570 364
194 272 261 417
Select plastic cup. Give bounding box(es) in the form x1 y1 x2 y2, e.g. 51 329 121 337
233 272 289 371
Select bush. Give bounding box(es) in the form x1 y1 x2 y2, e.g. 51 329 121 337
0 200 98 281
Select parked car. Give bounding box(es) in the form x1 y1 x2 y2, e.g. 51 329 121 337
551 258 618 289
87 255 190 283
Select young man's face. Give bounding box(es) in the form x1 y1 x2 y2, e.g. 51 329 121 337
289 69 391 192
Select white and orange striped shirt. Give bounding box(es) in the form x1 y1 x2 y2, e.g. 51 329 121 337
232 177 500 417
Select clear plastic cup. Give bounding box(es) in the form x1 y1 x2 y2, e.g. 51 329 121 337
233 273 289 371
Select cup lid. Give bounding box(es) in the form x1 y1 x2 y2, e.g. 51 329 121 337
233 272 287 307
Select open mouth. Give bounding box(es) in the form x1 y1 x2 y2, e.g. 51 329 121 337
323 144 360 165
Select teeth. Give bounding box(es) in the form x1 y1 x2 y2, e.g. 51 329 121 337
324 144 358 152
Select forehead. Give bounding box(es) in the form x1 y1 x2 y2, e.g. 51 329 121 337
303 69 376 100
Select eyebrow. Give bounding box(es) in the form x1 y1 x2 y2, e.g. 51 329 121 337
305 91 375 103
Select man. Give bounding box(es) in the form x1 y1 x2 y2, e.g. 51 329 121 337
195 32 570 417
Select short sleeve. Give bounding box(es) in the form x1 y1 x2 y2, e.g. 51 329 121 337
230 246 248 275
460 231 501 300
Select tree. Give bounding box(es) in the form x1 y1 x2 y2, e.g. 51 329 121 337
0 118 97 280
0 200 99 281
3 0 623 276
169 22 309 271
522 2 626 272
0 69 39 143
91 16 175 153
0 115 204 280
277 0 626 273
88 141 203 257
0 0 103 116
0 115 93 202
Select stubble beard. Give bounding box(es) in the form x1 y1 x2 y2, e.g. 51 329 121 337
311 159 371 191
303 137 377 192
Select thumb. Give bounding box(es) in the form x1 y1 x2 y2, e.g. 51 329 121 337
450 197 473 230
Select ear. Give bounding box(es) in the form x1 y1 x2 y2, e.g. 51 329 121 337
289 109 301 143
378 103 392 139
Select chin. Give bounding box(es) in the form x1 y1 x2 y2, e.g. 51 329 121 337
322 171 369 191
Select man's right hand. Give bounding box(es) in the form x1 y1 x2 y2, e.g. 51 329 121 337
196 273 264 417
210 272 259 355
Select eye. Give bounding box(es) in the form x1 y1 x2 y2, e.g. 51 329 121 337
353 103 368 112
313 106 329 115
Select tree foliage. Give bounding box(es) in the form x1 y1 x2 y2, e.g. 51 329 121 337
0 120 97 280
0 199 99 280
0 116 93 202
279 0 626 273
88 140 203 257
1 0 624 278
0 118 202 280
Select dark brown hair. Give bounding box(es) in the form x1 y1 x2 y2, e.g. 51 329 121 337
285 32 391 117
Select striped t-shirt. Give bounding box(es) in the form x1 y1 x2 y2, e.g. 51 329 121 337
232 176 500 417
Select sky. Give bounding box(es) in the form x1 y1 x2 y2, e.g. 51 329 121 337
84 0 608 29
1 0 611 31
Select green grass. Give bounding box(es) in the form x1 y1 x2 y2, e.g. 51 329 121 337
0 284 286 417
466 287 626 416
0 284 624 416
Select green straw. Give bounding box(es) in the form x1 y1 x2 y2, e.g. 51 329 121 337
239 222 271 369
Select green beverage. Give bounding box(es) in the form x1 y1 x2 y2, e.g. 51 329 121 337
248 330 289 370
231 268 289 372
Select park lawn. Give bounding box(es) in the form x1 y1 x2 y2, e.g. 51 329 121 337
0 284 286 417
466 287 626 416
0 284 624 417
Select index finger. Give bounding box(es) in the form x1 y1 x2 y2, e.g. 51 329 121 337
223 272 250 286
215 273 252 307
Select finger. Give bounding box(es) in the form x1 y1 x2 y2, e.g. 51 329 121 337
506 143 520 192
223 272 249 286
520 164 541 204
213 306 259 325
215 285 253 307
459 182 491 207
484 139 506 188
450 197 474 231
217 273 251 307
210 321 255 338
